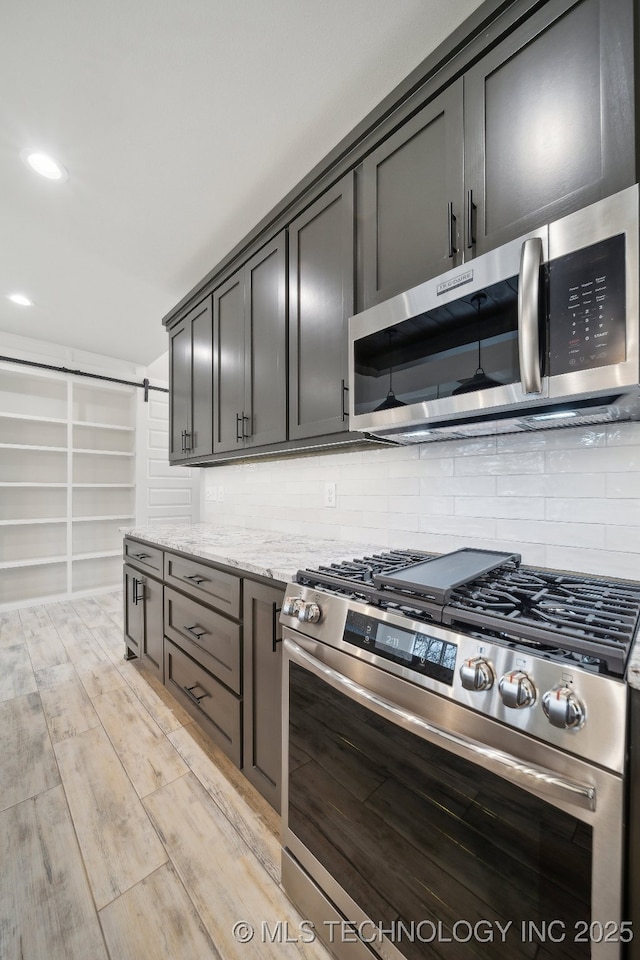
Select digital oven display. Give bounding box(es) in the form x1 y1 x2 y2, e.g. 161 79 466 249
344 611 457 685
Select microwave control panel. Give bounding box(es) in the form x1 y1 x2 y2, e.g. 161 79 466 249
548 232 626 375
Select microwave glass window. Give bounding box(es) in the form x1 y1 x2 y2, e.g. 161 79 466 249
353 276 520 415
548 233 626 376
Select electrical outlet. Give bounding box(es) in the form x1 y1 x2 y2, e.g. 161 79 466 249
324 481 337 508
217 485 225 503
205 486 217 502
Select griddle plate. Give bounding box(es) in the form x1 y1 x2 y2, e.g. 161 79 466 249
372 548 521 604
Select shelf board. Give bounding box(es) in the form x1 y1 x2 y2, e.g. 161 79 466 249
0 443 67 452
72 483 134 488
73 448 134 456
72 420 134 431
0 555 67 571
72 514 136 522
0 517 68 526
0 482 67 488
0 412 67 425
72 550 122 562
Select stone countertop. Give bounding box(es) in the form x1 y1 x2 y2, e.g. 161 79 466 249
121 523 384 585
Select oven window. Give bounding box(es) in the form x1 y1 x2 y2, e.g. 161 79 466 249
288 663 591 960
352 276 520 415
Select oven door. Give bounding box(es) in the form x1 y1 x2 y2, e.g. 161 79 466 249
282 631 626 960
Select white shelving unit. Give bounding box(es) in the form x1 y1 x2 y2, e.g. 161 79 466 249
0 362 137 609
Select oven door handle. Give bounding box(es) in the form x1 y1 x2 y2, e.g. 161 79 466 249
285 637 596 813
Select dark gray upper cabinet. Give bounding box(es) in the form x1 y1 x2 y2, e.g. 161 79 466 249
288 174 355 439
361 81 464 307
361 0 635 308
213 233 287 454
464 0 635 255
168 296 213 462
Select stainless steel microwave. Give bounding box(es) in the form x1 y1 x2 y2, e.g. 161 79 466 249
348 184 640 443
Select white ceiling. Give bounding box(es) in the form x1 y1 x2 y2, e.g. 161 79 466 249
0 0 484 367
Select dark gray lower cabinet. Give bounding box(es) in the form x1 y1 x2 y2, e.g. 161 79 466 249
123 563 163 681
165 638 242 767
123 541 285 810
242 580 283 812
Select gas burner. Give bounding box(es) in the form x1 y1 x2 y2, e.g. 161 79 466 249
295 549 640 677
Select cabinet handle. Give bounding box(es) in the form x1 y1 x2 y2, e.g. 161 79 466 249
134 552 150 560
242 414 251 440
236 413 243 442
183 683 209 706
272 606 282 652
341 379 348 422
184 430 192 452
132 577 145 605
183 623 207 640
447 201 458 258
181 429 187 453
183 574 208 585
466 189 476 249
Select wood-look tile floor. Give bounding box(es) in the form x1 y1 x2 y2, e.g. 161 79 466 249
0 592 332 960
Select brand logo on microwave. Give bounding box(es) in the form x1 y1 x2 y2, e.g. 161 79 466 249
437 270 474 295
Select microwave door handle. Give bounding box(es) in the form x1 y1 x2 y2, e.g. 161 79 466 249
518 236 543 394
285 635 595 812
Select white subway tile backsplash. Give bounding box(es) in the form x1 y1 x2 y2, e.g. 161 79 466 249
455 452 545 476
199 422 640 579
496 518 605 549
455 497 544 520
546 445 640 474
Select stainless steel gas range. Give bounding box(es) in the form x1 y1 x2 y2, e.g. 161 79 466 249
280 548 640 960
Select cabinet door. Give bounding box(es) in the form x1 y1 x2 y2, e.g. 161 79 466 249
190 297 213 459
361 80 464 308
123 564 144 657
464 0 635 255
245 234 287 448
213 271 245 453
242 580 283 812
289 175 354 439
168 319 190 462
141 573 163 681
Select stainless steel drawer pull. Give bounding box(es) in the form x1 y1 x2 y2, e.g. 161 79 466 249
183 624 207 640
134 552 150 560
183 574 208 585
183 683 209 706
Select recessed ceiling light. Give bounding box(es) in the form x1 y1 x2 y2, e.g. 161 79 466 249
8 293 34 306
20 148 68 182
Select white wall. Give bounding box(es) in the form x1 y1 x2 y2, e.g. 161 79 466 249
201 420 640 580
134 351 200 525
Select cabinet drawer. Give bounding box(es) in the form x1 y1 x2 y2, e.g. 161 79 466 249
164 587 241 694
123 538 163 575
165 638 241 766
164 551 240 619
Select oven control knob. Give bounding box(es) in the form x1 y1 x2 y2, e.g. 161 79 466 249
282 596 303 617
297 602 321 624
460 657 494 691
542 685 586 730
498 671 537 709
